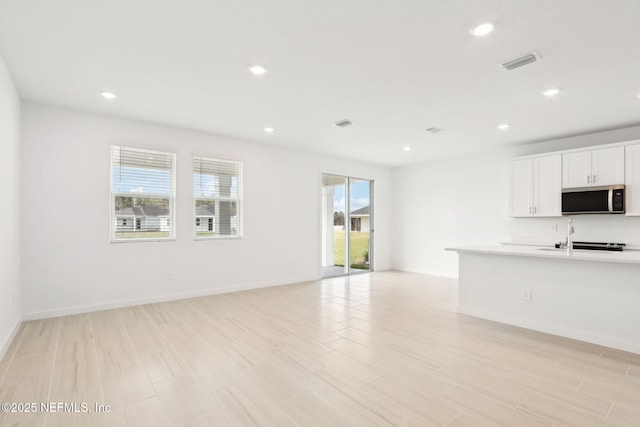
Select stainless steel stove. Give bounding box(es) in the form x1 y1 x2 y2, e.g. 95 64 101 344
555 241 625 251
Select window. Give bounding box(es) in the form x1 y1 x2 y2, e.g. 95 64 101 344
111 145 176 241
193 155 242 238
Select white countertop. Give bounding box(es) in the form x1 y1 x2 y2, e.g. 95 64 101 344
446 244 640 265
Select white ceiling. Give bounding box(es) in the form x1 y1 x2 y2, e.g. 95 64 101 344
1 0 640 167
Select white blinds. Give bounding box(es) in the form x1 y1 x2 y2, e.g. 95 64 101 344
193 156 242 238
111 145 176 241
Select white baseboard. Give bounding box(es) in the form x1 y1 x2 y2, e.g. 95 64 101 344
22 275 319 321
0 319 23 362
392 266 458 279
457 304 640 355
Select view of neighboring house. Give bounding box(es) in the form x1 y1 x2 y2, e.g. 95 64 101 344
350 205 370 232
115 204 238 234
195 204 215 232
114 205 170 231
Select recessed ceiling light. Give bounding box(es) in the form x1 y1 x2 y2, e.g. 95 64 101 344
101 91 117 100
403 146 412 151
471 23 494 37
249 65 267 75
497 124 510 130
264 127 275 133
543 88 560 97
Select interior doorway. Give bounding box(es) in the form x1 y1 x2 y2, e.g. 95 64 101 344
321 174 373 278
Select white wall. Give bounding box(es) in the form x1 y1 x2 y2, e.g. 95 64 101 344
392 125 640 278
392 151 511 277
0 54 21 356
21 103 392 318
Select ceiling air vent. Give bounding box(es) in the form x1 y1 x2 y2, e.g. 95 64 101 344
334 119 353 128
426 127 442 133
502 51 539 71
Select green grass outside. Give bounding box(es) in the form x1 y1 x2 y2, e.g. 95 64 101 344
333 231 370 270
195 231 239 237
114 231 170 239
115 231 238 239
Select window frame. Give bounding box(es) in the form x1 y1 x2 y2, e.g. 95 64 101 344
192 155 243 240
110 145 177 243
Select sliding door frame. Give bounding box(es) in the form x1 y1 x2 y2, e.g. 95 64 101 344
320 172 374 278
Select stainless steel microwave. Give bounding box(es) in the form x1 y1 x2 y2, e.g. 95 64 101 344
561 185 624 215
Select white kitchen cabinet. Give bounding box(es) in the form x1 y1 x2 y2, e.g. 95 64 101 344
625 142 640 216
562 151 591 188
562 146 624 188
593 147 625 186
509 155 561 217
534 155 563 216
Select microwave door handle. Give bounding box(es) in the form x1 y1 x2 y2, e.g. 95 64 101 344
608 188 613 212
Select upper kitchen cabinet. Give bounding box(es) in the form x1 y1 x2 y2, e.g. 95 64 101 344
562 146 624 188
510 154 561 217
562 151 591 188
625 142 640 216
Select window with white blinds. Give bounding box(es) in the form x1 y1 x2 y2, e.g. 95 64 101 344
193 156 242 239
111 145 176 241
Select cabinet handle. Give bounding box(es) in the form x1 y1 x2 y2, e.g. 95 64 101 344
529 206 532 214
593 174 597 183
587 175 591 184
534 206 537 214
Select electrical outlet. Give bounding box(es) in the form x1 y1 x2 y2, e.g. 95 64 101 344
521 288 532 301
169 270 176 281
551 223 558 232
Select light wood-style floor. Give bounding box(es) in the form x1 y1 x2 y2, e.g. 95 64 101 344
1 272 639 426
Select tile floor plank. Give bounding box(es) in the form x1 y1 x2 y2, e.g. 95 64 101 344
14 318 60 358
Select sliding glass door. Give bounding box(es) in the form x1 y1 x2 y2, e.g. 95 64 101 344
321 174 373 278
348 178 372 274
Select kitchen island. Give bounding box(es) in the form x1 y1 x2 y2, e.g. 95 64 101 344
446 244 640 354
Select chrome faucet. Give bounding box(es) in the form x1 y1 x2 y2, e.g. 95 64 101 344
567 217 574 255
